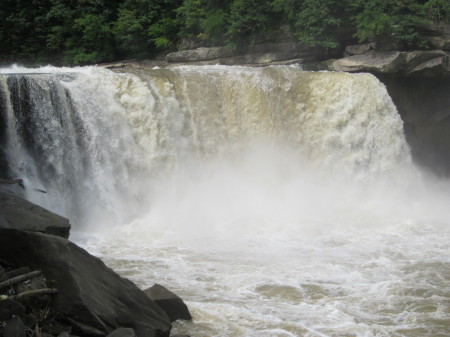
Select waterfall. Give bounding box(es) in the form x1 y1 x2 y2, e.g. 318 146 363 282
0 65 411 226
2 65 450 337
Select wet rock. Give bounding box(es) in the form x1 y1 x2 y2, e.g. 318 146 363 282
0 192 71 238
0 229 171 337
0 300 26 321
144 284 192 323
106 328 137 337
3 316 26 337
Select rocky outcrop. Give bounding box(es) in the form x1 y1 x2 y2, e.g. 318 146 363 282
0 228 172 337
144 284 192 323
331 51 406 73
166 47 234 63
330 50 450 77
165 42 323 66
0 192 71 238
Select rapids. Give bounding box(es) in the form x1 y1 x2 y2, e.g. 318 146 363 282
0 65 449 337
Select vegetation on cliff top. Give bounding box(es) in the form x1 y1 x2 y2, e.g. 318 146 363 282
0 0 449 65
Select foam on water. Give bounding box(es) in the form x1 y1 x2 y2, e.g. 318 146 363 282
1 65 449 337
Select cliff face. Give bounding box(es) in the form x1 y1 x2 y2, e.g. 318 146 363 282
378 75 450 176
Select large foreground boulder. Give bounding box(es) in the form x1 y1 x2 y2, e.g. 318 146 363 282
0 192 70 238
0 229 171 337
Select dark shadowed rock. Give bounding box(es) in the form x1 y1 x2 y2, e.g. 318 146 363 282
22 313 36 329
0 192 71 238
3 316 26 337
56 333 69 337
106 328 136 337
0 300 26 321
144 284 192 323
378 74 450 175
0 229 171 337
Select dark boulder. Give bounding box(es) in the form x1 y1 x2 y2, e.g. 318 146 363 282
3 316 26 337
0 300 26 321
144 284 192 323
0 192 70 238
0 229 171 337
56 333 69 337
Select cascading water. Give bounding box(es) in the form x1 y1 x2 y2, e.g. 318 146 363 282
0 65 449 337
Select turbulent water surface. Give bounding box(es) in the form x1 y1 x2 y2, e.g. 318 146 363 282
1 65 449 337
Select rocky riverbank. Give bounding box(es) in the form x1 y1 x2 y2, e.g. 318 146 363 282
0 180 191 337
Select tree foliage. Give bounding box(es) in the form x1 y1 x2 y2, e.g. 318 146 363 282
352 0 429 49
0 0 448 65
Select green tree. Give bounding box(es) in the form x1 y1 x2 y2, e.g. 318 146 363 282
227 0 279 47
352 0 429 49
175 0 228 47
0 0 53 62
295 0 349 49
424 0 450 24
272 0 354 50
113 0 181 58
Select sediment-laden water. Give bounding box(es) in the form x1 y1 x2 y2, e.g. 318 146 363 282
1 65 449 337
